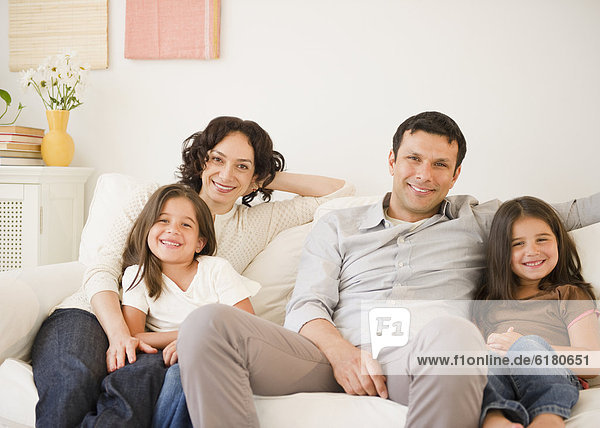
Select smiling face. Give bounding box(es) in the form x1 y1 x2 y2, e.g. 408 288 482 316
198 131 257 214
387 130 461 222
147 196 206 268
510 216 559 289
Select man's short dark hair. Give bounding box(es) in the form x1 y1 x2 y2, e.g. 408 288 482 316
392 111 467 173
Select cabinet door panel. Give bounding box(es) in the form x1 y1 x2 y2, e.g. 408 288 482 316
0 184 28 270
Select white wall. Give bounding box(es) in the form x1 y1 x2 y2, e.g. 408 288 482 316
1 0 599 214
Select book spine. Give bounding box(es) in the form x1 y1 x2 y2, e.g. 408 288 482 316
0 126 45 137
0 134 43 144
0 142 42 151
0 157 45 166
0 149 43 159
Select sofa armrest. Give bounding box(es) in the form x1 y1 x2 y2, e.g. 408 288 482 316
0 262 85 364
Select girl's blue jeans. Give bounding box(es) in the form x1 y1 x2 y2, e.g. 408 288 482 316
152 363 193 428
481 335 581 427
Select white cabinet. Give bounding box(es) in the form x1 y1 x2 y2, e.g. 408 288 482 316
0 166 93 271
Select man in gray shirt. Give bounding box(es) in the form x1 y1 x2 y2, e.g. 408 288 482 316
178 111 600 428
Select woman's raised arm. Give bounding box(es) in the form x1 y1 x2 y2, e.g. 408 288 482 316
264 171 346 197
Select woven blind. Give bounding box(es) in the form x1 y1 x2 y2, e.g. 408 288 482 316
8 0 108 71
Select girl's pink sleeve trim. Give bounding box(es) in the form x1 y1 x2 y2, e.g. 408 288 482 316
567 308 600 330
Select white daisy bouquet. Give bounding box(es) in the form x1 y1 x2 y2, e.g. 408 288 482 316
20 52 89 111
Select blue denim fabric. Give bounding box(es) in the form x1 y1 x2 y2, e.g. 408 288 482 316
480 335 581 427
32 309 109 427
80 352 167 427
32 308 167 427
152 364 193 428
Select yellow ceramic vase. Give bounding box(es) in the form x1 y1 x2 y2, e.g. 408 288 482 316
42 110 74 166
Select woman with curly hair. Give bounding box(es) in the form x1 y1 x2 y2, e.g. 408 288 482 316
31 116 353 427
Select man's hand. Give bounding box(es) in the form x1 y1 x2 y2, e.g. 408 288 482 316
163 340 178 367
327 340 388 398
106 333 157 372
299 318 388 398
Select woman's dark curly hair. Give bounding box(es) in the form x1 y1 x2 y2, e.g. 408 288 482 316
177 116 285 206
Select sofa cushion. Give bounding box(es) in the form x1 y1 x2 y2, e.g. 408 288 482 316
0 359 37 427
245 223 311 325
1 358 600 428
0 262 85 365
569 222 600 297
314 195 381 222
254 392 406 427
78 173 158 267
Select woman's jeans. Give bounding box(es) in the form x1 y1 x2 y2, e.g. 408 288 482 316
32 308 167 427
481 335 581 427
152 364 193 428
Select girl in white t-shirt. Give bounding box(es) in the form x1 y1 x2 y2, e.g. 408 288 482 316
121 183 260 366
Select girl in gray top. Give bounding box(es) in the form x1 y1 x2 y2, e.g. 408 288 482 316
473 196 600 428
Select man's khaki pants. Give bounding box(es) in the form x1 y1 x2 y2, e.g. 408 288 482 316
178 304 486 428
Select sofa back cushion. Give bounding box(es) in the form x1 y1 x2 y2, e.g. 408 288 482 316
569 223 600 298
79 173 159 267
245 224 312 325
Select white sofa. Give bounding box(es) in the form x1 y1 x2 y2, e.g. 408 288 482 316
1 173 600 428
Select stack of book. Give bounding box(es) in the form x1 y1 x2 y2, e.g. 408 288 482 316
0 125 45 166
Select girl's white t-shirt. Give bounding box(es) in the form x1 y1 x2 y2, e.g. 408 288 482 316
121 255 261 332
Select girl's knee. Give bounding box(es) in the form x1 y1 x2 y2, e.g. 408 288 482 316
159 364 184 400
163 363 181 384
510 335 551 352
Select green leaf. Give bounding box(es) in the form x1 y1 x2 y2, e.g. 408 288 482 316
0 89 12 106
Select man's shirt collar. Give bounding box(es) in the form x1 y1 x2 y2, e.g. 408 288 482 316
359 192 453 231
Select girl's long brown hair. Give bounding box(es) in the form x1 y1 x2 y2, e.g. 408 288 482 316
122 184 216 299
473 196 595 301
